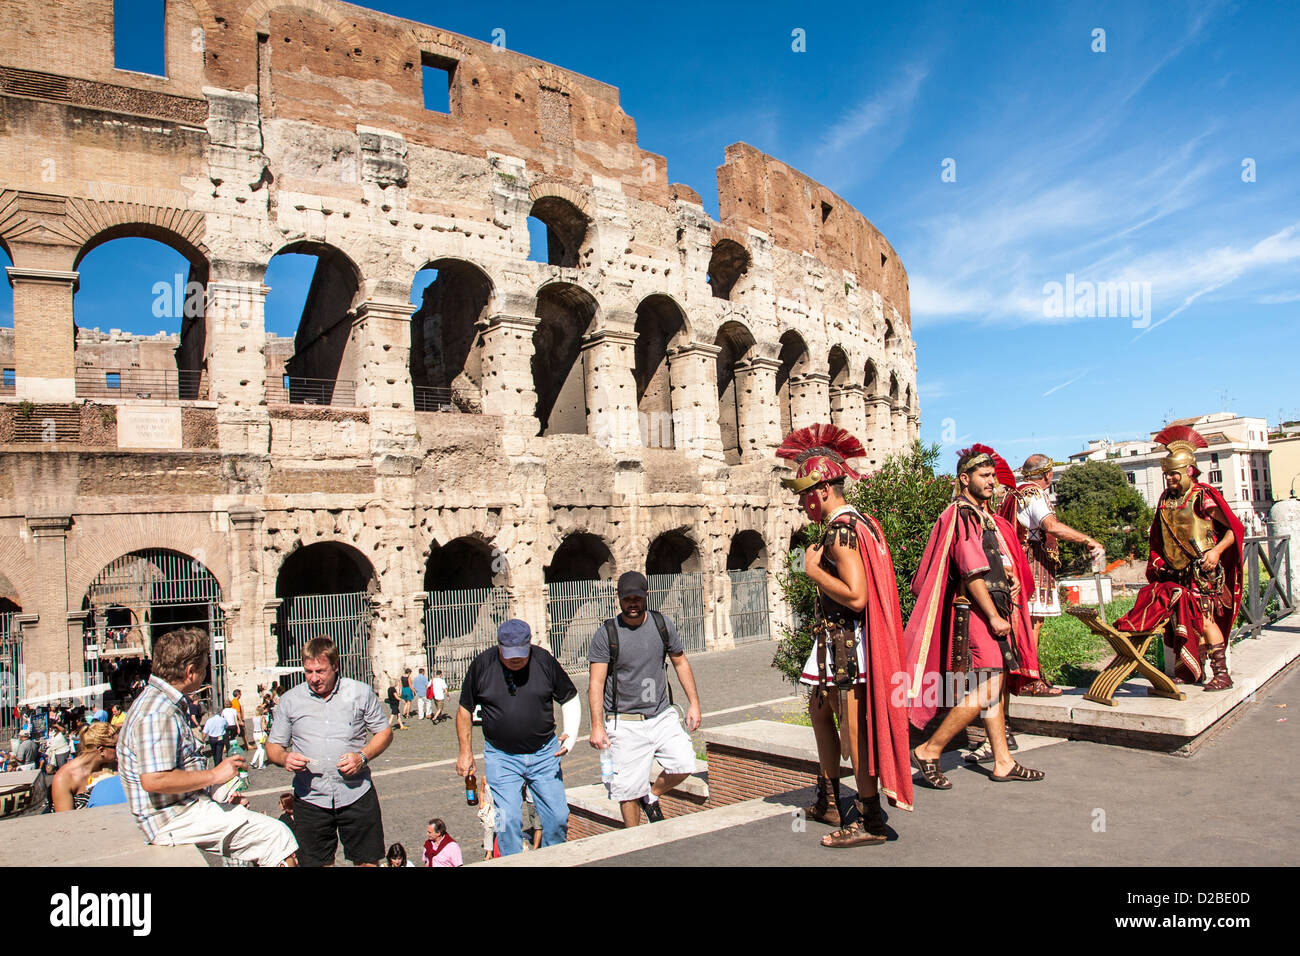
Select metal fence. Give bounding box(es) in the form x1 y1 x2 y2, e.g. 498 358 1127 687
422 586 512 688
546 579 619 669
266 376 357 407
81 548 226 707
277 592 373 690
648 572 707 652
1 613 21 736
728 569 772 645
1232 533 1293 641
414 385 482 414
75 366 205 401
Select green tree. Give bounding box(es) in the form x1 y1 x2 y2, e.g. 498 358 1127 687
772 441 954 685
1052 460 1153 575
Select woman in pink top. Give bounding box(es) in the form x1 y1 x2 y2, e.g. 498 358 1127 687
422 818 463 867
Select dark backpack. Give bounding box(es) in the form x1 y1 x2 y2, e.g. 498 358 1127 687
602 610 674 719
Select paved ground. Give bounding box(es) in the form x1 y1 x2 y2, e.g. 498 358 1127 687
583 661 1300 867
241 639 797 863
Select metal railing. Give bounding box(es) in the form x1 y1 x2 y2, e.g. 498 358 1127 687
276 592 373 691
414 385 482 414
728 569 772 645
423 586 512 689
648 572 707 652
1233 534 1293 641
266 376 357 408
75 366 206 401
546 579 619 669
0 613 22 736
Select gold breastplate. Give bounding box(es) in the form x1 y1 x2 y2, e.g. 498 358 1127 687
1158 487 1218 570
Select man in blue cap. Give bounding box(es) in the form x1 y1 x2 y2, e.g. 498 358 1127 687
455 619 580 855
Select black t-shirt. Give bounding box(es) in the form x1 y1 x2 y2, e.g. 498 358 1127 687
459 646 577 755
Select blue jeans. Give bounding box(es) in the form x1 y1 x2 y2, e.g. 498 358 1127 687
483 736 568 856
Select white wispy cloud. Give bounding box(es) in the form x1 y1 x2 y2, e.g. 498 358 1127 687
820 63 930 155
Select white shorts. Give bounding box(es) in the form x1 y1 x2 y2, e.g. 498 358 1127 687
798 622 867 686
604 709 696 803
150 798 298 866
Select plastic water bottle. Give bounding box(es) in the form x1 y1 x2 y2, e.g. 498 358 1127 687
600 747 614 785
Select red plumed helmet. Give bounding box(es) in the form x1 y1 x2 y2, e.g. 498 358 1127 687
777 424 865 493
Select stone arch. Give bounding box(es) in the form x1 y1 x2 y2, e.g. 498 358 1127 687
828 346 850 387
71 213 209 277
274 539 378 599
409 257 494 412
66 518 231 610
715 319 756 464
884 318 899 351
528 183 592 268
864 358 881 398
544 532 615 583
241 0 366 51
776 330 811 436
424 534 506 591
726 530 768 571
0 539 35 610
533 281 599 436
708 237 750 300
633 294 688 449
267 240 366 394
646 529 701 575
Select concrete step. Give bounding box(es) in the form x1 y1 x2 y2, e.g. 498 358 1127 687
1009 613 1300 751
0 803 208 867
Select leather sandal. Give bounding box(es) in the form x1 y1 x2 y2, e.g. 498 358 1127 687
1016 679 1063 697
821 798 887 848
1202 644 1233 692
806 775 842 826
991 761 1045 782
911 747 951 790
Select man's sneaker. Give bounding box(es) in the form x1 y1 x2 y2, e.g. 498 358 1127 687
640 796 665 823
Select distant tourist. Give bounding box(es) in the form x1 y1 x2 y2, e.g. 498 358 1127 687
49 723 118 812
422 819 462 867
385 843 414 867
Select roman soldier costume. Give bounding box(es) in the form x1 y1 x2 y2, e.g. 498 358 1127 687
1115 426 1244 690
904 446 1039 730
777 425 914 829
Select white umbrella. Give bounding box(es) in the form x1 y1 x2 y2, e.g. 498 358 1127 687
18 683 112 707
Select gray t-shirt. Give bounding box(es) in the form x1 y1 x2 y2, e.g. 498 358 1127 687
587 612 684 718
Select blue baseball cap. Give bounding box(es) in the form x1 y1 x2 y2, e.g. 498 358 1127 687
497 619 533 659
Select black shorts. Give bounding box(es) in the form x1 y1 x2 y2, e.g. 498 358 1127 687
293 786 385 866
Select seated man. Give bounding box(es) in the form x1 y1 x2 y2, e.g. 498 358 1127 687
117 626 298 866
1115 426 1244 690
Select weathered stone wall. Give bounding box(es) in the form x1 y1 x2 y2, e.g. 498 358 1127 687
0 0 919 697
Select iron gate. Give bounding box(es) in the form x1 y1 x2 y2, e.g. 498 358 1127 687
648 573 707 652
1 613 21 736
81 549 226 709
423 587 513 689
277 592 374 691
728 569 771 645
546 579 619 669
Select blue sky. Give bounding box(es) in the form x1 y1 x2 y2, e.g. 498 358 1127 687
7 0 1298 461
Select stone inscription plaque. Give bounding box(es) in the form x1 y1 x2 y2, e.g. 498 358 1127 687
117 405 183 449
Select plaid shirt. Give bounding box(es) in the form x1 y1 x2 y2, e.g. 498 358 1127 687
117 675 210 841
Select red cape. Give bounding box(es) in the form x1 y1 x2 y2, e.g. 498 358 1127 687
903 500 1037 730
829 508 915 812
1116 483 1245 681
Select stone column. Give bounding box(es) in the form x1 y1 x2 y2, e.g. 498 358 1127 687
790 371 829 430
205 272 270 454
908 412 921 445
479 313 540 418
666 343 724 461
582 327 641 453
836 383 869 442
26 515 74 686
865 397 893 469
8 268 78 402
353 298 418 453
224 507 267 695
891 403 906 452
733 356 782 463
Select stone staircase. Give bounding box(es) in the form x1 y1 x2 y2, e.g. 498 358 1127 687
10 404 81 443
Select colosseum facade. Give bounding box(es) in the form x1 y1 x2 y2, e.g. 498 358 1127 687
0 0 918 708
